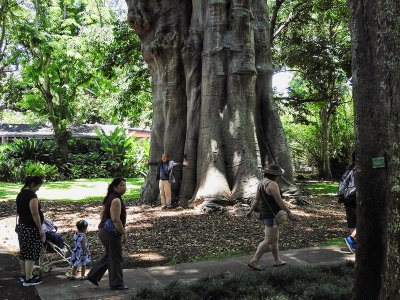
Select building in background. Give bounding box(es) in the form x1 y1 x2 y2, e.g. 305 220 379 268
0 123 151 144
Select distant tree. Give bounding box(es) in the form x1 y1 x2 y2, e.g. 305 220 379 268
11 0 116 159
282 97 354 178
102 19 152 127
271 0 351 179
348 0 400 298
0 0 26 115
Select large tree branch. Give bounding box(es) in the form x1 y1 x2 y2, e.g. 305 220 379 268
269 0 285 46
271 1 313 44
275 96 327 104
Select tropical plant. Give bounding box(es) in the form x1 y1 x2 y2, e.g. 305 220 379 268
23 161 59 181
0 156 23 182
123 137 150 177
68 152 108 178
95 126 134 176
5 138 56 163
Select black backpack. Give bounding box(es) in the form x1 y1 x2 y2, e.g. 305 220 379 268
338 164 356 205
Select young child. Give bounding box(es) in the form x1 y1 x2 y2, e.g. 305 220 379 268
69 220 91 279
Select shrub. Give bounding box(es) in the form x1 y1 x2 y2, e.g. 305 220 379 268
95 127 142 177
0 157 24 182
5 138 56 163
64 153 106 178
68 138 103 154
23 161 59 181
123 138 150 177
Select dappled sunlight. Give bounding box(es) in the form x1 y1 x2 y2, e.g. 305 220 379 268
0 183 21 201
196 167 230 198
127 222 154 230
1 185 350 270
0 178 144 202
35 179 141 201
298 181 338 196
38 181 109 200
128 252 165 262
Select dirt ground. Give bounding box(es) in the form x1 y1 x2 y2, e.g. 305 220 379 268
0 194 347 299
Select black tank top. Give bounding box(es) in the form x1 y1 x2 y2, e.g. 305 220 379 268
16 189 44 227
259 180 281 219
99 192 126 229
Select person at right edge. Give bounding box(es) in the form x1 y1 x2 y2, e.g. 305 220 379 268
338 151 357 253
86 178 128 290
246 164 297 270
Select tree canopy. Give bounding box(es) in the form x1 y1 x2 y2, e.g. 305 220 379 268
0 0 151 154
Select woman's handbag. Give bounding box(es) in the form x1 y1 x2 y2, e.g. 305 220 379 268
103 219 120 237
275 210 288 226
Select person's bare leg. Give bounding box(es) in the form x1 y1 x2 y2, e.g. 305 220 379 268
270 228 286 266
350 228 356 240
25 260 35 279
249 226 278 267
81 266 86 278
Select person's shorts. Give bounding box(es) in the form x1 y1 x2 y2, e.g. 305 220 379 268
345 205 357 228
261 218 276 228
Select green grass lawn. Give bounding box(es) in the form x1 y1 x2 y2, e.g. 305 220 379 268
299 181 339 196
0 178 144 202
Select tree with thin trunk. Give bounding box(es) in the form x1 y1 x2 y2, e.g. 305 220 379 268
126 0 294 206
348 0 400 298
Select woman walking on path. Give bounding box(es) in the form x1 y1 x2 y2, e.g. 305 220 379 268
15 176 45 286
86 178 128 290
246 164 297 270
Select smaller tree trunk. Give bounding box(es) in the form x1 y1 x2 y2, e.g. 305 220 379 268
320 106 332 180
349 0 400 298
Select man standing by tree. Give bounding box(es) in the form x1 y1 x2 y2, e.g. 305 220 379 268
148 154 188 209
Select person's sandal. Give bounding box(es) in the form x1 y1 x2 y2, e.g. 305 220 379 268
273 261 287 267
248 263 265 271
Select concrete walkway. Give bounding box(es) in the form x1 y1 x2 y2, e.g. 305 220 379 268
35 245 355 300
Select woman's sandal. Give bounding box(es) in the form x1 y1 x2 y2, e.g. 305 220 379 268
248 263 265 271
273 261 287 267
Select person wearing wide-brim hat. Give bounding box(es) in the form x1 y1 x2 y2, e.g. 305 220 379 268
246 163 297 271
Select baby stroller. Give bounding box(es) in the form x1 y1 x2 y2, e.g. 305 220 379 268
33 219 72 276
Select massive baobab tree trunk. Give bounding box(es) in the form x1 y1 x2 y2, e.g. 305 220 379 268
126 0 294 206
349 0 400 298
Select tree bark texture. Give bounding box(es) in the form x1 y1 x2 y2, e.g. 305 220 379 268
348 0 400 299
126 0 294 206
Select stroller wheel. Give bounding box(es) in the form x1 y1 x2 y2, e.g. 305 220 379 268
65 267 73 278
42 264 52 273
32 267 42 277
